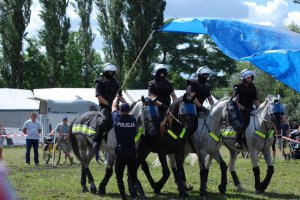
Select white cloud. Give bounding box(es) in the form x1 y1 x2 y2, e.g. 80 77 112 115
164 0 249 19
26 1 42 37
243 0 289 27
284 11 300 26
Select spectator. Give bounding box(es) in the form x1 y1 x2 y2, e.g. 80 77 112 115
52 116 74 164
277 115 290 160
0 124 4 161
22 112 41 166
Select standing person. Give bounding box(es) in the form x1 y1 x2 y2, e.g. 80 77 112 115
52 116 74 164
0 124 4 161
93 63 126 150
233 69 260 149
112 93 147 200
277 115 290 160
148 64 177 126
22 112 42 166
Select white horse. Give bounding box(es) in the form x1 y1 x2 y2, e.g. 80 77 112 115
206 94 284 194
168 97 243 196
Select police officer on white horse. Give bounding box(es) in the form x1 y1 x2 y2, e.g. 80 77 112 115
112 92 147 200
93 63 126 150
233 69 260 149
187 66 215 111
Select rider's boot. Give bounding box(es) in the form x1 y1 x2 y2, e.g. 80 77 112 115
235 131 243 149
93 124 105 150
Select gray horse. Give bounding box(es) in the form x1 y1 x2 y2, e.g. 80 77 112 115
206 94 284 194
168 97 243 196
70 99 143 195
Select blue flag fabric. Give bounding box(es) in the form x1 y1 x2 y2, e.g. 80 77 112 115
160 18 300 93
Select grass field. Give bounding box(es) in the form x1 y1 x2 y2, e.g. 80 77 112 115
3 146 300 200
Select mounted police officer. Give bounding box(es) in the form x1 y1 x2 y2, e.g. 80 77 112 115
93 63 126 150
233 69 260 149
148 64 177 126
112 93 147 200
187 66 215 111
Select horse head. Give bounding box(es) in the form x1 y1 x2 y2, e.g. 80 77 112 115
165 93 197 137
266 94 285 130
225 97 244 133
140 96 160 136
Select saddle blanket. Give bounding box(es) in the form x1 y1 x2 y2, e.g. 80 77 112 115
72 111 102 137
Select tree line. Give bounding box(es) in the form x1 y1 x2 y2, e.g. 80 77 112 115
1 1 300 121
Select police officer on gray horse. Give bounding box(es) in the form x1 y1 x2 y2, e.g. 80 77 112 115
112 92 147 200
233 69 260 149
93 63 126 150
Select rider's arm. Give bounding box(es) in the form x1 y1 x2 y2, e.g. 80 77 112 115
171 91 177 102
254 100 260 109
207 96 214 105
97 95 110 106
111 96 119 113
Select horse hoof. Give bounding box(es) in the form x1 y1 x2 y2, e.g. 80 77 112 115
218 184 226 194
154 189 162 195
98 187 106 195
90 186 97 194
255 189 264 195
237 186 244 192
130 192 139 198
179 191 189 197
184 183 193 191
82 186 89 193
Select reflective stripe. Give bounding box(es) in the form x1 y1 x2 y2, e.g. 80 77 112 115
255 130 266 138
167 130 178 139
179 128 186 139
72 124 96 136
221 130 237 137
209 132 219 142
135 127 144 143
268 130 274 138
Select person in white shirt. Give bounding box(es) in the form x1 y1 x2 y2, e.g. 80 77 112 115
22 112 41 166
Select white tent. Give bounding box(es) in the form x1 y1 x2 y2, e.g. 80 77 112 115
0 88 39 127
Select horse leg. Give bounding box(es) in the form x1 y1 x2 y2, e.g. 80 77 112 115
228 149 243 192
211 152 228 194
260 148 274 192
175 152 188 197
154 153 170 194
98 167 113 195
250 150 263 194
81 166 88 193
83 149 97 194
138 150 156 191
198 152 209 196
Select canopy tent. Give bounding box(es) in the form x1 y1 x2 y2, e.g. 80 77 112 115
160 18 300 93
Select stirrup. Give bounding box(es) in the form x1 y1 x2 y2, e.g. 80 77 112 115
235 142 242 149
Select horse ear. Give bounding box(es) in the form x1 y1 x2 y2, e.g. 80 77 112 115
141 96 145 103
191 94 196 102
231 95 238 102
183 93 187 102
277 94 281 101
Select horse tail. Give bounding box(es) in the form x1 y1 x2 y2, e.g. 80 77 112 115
69 119 82 161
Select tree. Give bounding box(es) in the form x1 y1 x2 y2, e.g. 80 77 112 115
22 38 48 89
39 0 70 87
95 0 166 88
0 0 32 88
293 0 300 4
72 0 95 87
95 0 125 81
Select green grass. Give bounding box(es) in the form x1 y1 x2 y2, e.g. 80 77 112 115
3 146 300 200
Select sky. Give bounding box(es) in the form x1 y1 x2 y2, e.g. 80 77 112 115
26 0 300 50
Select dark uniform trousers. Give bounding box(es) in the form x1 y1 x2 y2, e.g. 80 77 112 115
115 147 145 200
94 105 112 144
